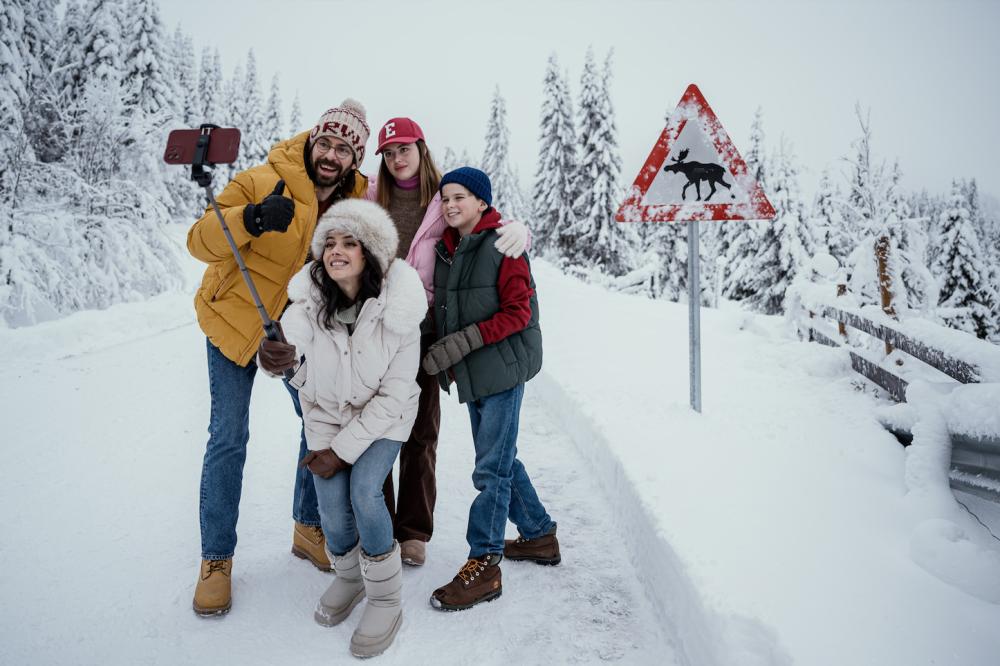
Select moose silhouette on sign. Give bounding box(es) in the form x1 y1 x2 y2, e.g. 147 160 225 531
662 148 735 201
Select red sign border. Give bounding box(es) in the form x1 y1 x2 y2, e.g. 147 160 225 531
615 84 775 223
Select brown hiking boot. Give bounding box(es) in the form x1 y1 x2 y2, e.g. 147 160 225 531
193 558 232 616
292 522 332 571
429 554 502 611
504 525 560 565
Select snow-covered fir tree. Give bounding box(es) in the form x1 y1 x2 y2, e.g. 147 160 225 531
0 1 29 198
840 108 935 315
742 140 808 314
813 169 852 270
197 47 223 125
220 60 244 182
439 147 459 173
236 50 268 170
563 47 629 275
533 53 577 256
120 0 172 118
723 107 768 301
459 148 477 169
481 87 528 219
170 26 198 126
78 0 125 95
263 74 283 148
288 91 302 135
933 181 998 339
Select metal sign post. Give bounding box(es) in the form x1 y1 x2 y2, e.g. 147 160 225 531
687 221 702 412
615 84 775 414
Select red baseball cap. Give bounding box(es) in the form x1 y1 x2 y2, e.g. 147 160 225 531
375 117 425 154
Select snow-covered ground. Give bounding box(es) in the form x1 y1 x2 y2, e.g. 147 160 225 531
1 224 998 665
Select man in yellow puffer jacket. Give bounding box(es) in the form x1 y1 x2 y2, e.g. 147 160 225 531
188 99 370 616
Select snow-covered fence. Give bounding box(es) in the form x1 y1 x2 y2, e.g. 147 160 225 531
789 256 1000 502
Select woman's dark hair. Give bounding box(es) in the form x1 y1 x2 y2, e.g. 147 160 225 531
309 243 384 330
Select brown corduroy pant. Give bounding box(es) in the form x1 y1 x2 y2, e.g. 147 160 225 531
382 332 441 542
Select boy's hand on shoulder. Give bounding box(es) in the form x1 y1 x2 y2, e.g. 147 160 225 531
422 324 483 375
494 220 528 258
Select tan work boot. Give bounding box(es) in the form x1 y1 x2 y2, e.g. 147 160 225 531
193 558 232 616
400 539 426 567
292 522 332 571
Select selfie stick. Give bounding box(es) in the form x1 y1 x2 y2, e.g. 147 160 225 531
191 125 294 380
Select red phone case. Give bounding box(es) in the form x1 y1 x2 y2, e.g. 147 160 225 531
163 128 241 165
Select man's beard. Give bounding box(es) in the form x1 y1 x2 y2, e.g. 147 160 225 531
312 156 345 188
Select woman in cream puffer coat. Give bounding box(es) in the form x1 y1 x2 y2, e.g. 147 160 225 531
279 199 425 658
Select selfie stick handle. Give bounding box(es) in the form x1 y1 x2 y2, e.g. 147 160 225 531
193 129 293 380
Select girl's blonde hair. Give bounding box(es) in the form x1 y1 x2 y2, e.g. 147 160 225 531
376 139 442 209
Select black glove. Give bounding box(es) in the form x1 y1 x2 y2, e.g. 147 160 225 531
257 321 297 374
243 180 294 237
422 324 484 375
299 449 350 479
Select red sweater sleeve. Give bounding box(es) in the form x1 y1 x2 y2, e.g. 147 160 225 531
476 255 534 345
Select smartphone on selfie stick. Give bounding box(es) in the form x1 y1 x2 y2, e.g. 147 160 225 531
164 125 293 380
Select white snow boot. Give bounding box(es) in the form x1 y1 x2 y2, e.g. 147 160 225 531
314 543 365 627
350 541 403 658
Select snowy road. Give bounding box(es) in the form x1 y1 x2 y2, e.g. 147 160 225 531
0 294 674 664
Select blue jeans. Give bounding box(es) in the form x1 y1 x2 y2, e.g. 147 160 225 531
465 383 554 558
313 439 402 557
199 339 320 560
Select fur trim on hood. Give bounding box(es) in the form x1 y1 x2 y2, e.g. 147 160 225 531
311 199 398 272
287 258 426 335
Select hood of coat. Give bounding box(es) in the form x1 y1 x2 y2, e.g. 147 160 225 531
286 258 426 335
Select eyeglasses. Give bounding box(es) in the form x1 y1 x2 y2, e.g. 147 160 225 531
313 138 354 160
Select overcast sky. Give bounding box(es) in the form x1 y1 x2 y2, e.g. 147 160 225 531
159 0 1000 203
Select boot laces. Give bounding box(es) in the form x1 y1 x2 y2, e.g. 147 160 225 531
205 560 229 578
457 558 486 585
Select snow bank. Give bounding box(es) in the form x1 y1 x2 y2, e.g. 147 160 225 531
903 381 1000 604
534 372 791 666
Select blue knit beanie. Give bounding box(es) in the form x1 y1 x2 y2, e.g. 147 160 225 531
440 166 492 206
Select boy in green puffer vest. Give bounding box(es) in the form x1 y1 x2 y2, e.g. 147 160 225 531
422 167 560 612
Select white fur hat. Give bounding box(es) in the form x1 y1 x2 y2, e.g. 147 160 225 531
311 199 399 272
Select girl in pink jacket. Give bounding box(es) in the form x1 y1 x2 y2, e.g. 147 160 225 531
365 117 528 568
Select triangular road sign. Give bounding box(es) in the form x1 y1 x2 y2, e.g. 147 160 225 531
616 84 775 223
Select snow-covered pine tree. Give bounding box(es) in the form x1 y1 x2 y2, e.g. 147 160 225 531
439 147 459 173
197 47 224 125
263 74 283 148
563 47 629 275
78 0 125 95
813 169 852 269
120 0 172 118
533 53 577 257
459 148 476 169
236 50 268 171
742 140 808 314
21 0 58 94
933 181 997 339
481 86 527 219
723 107 768 301
170 25 198 126
840 107 934 315
0 0 29 198
220 60 244 183
288 91 302 135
